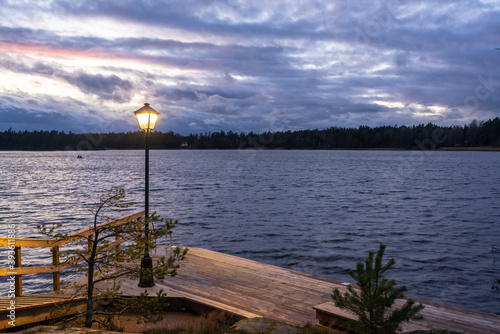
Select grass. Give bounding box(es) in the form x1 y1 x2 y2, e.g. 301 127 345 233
300 322 339 334
144 320 339 334
403 331 464 334
143 311 236 334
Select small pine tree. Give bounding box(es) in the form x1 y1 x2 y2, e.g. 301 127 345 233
38 188 188 328
332 243 424 334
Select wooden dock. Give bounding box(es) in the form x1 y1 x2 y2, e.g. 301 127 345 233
115 247 500 333
1 212 499 333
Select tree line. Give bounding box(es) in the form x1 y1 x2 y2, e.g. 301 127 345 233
1 118 499 150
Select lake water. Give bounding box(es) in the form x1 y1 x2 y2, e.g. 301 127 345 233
0 150 499 314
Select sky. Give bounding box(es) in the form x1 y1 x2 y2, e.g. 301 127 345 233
0 0 499 135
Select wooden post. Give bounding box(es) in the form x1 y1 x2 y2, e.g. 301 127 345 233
115 229 121 254
166 232 172 255
137 217 142 248
14 247 22 297
52 246 60 292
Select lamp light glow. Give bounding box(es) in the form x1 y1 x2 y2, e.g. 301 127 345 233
134 103 159 131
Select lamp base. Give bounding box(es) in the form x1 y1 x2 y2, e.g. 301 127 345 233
138 255 155 287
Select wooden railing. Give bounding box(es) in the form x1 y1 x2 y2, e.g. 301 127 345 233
0 211 145 297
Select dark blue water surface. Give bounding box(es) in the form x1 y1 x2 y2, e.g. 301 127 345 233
1 150 499 314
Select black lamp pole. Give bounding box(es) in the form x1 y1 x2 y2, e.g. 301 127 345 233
139 129 154 287
134 102 158 287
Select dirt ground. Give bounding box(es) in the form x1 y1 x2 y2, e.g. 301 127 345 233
94 311 203 332
17 310 235 334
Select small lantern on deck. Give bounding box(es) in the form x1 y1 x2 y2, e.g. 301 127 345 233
134 103 159 132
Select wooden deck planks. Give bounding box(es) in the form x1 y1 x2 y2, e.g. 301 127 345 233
159 249 332 323
144 247 335 325
148 247 500 332
0 293 87 330
1 247 498 333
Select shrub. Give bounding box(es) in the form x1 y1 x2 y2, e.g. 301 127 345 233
332 243 424 334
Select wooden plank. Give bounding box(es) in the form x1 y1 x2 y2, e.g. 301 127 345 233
0 224 143 278
165 253 327 319
0 209 144 299
14 247 22 297
56 211 144 247
0 295 87 330
0 295 85 313
118 278 261 320
157 279 300 322
313 302 357 322
173 251 339 305
0 234 141 277
0 264 68 276
0 238 56 247
52 246 60 292
166 264 323 315
187 248 346 287
314 298 500 334
0 211 145 248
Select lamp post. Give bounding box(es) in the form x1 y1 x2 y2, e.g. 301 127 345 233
134 103 159 287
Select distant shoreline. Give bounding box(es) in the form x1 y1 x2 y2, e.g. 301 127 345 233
436 146 500 151
347 146 500 152
1 146 500 152
324 146 500 152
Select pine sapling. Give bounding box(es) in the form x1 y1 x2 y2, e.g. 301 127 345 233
332 243 424 334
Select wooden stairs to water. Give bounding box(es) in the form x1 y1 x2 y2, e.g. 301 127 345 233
0 294 86 330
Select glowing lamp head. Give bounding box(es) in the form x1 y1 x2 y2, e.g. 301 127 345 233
134 103 159 131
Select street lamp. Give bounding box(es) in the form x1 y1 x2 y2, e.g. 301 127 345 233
134 103 159 287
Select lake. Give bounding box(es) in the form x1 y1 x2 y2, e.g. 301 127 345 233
0 149 499 314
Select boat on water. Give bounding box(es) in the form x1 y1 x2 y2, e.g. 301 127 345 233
77 155 83 159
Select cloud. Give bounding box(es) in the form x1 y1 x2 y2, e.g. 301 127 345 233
0 103 121 133
0 0 499 134
57 72 134 103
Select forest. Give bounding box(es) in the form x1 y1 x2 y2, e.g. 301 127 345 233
1 118 500 151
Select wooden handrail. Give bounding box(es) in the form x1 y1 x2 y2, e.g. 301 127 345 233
0 238 56 247
0 232 141 276
0 211 145 296
0 211 145 248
